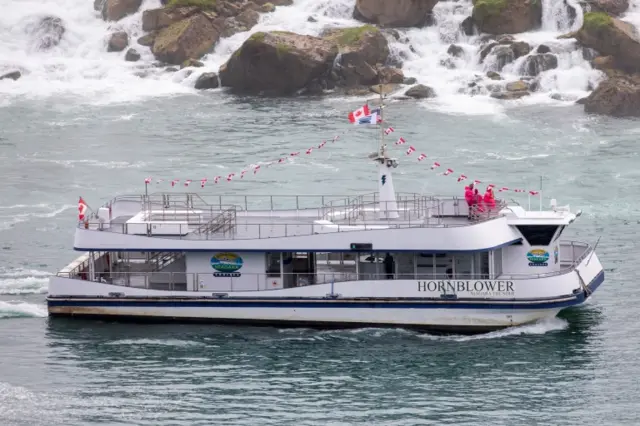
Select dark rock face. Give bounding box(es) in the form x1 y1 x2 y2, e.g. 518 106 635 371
472 0 542 35
125 48 141 61
194 72 219 89
24 16 66 51
353 0 440 28
0 71 22 81
405 84 436 98
107 31 129 52
584 75 640 117
521 53 558 76
152 13 223 65
102 0 144 22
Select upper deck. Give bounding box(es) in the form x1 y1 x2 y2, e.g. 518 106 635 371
83 192 508 241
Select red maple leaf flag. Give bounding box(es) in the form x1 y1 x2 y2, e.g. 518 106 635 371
348 105 370 123
78 197 88 221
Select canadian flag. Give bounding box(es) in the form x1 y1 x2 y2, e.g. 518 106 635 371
431 162 441 169
240 170 247 178
457 174 467 182
384 127 394 135
487 184 495 189
78 197 88 221
200 179 207 188
417 153 426 161
253 165 261 174
278 158 286 163
514 189 525 193
333 136 339 142
499 187 509 192
406 146 416 155
306 148 313 154
395 137 406 145
144 177 151 184
290 152 300 156
171 179 179 187
529 190 539 195
227 173 235 181
473 179 482 184
348 105 370 123
214 176 221 184
318 141 326 148
443 168 454 176
184 179 192 186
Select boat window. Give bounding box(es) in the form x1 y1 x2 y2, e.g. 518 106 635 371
516 225 559 246
265 252 281 277
553 226 566 242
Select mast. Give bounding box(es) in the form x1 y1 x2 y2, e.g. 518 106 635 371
373 83 399 220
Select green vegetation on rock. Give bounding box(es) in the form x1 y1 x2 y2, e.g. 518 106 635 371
473 0 507 20
329 25 379 47
154 18 191 51
166 0 216 9
249 32 266 42
276 43 292 58
583 12 613 31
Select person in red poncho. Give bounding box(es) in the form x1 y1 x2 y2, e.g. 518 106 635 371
464 182 475 219
474 188 484 216
484 186 496 212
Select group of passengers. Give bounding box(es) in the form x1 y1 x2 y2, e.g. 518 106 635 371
464 183 496 219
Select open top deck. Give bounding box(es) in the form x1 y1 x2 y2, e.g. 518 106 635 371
84 192 514 241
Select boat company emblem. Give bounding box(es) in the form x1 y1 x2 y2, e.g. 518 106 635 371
211 252 243 277
527 249 549 267
381 174 387 186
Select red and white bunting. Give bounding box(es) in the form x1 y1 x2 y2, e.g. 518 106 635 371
457 174 467 182
417 153 426 161
406 146 415 155
200 179 207 188
395 137 406 145
384 127 394 135
431 162 440 170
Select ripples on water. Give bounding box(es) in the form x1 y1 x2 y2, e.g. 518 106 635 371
0 308 619 426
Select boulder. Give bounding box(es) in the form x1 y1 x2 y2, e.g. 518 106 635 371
261 3 276 13
472 0 542 34
324 25 390 86
506 80 528 91
479 42 497 62
583 76 640 116
218 31 338 95
460 16 475 36
194 72 220 89
142 7 198 32
521 53 558 76
353 0 439 28
137 33 156 46
125 48 141 61
235 8 260 28
0 71 21 81
102 0 143 21
491 90 530 99
25 16 66 51
378 67 404 83
447 44 464 57
403 76 417 84
584 0 629 16
405 84 436 98
536 44 551 54
575 12 640 73
181 58 204 68
152 13 222 65
107 31 129 52
511 41 531 58
487 44 515 70
486 70 502 80
592 55 616 71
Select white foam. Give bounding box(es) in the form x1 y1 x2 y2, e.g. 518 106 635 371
0 300 48 318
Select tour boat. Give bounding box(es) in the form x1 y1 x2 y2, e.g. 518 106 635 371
47 100 605 334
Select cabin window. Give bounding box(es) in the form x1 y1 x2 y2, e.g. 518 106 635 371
516 225 559 246
553 226 566 242
265 252 281 277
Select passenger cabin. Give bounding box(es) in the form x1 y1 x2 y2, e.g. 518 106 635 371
60 193 588 293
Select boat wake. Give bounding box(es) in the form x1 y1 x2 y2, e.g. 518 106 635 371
0 268 50 295
0 300 47 319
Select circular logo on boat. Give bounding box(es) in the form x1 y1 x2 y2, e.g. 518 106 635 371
527 249 549 267
211 253 243 276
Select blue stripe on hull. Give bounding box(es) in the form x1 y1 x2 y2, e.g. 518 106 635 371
47 272 604 311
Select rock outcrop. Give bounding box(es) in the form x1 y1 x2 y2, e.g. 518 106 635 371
152 13 222 65
142 6 198 32
219 31 338 95
0 71 22 81
521 53 558 76
25 16 66 51
107 31 129 52
125 48 141 61
582 0 629 16
574 12 640 73
405 84 436 98
102 0 143 21
325 25 390 87
353 0 439 28
583 75 640 116
472 0 542 34
194 72 220 89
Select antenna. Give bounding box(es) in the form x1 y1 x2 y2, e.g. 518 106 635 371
378 81 385 156
539 175 543 211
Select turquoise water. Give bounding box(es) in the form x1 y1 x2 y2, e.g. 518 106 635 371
0 95 637 425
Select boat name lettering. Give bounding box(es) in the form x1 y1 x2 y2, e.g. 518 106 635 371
417 280 514 293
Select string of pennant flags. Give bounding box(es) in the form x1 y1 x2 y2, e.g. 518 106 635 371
142 104 540 196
